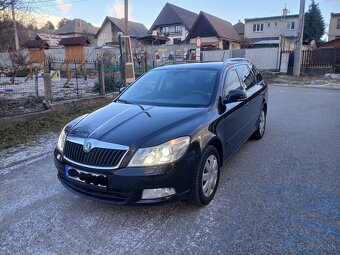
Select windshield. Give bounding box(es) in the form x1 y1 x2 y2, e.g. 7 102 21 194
118 68 219 107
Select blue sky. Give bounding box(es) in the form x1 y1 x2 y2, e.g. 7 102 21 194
40 0 340 31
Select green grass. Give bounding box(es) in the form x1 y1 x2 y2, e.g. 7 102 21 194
0 103 107 151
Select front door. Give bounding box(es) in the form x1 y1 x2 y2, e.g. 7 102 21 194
221 68 249 158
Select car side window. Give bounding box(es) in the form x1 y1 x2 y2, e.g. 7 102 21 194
251 64 263 83
236 64 256 89
223 69 243 97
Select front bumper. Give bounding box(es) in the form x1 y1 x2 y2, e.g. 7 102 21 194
54 149 199 205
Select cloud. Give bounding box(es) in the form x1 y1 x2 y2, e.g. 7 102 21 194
55 0 72 16
108 0 133 19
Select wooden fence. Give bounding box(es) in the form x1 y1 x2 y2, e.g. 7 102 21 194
301 48 335 68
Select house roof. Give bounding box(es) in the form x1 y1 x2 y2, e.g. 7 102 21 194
59 36 90 46
187 11 240 42
149 3 198 32
233 21 245 35
108 17 148 38
21 40 49 49
96 17 148 38
56 19 98 35
245 14 299 22
318 38 340 48
35 33 66 47
331 13 340 17
253 39 280 45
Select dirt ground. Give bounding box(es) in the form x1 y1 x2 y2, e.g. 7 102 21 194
263 72 340 89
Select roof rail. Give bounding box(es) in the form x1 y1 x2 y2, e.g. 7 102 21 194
158 60 221 67
158 60 200 67
223 58 250 64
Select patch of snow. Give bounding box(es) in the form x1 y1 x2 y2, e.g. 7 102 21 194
0 132 58 173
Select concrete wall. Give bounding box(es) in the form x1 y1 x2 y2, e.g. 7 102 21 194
203 47 279 70
328 14 340 41
245 16 299 39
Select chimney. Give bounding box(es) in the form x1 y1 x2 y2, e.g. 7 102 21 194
283 4 288 16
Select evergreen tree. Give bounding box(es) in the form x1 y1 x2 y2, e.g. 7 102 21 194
43 21 55 30
57 18 71 29
303 0 325 41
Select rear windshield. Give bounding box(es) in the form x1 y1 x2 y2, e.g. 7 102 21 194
118 68 219 107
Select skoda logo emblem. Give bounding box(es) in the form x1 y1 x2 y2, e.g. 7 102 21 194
83 141 92 153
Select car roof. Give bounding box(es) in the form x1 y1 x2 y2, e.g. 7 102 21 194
154 59 252 71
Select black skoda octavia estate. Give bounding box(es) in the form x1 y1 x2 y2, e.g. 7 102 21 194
54 59 268 206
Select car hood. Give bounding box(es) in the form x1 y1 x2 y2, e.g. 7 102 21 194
67 102 208 147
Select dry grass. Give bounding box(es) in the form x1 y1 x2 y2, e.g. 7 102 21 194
0 103 107 150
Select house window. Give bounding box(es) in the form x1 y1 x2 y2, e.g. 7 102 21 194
268 23 270 27
101 32 107 39
286 21 295 30
274 22 278 27
175 25 182 33
160 26 169 34
337 19 340 29
253 23 264 32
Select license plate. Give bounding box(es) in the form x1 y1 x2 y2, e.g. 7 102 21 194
65 165 107 187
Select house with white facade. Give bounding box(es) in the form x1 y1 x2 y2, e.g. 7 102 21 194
244 12 299 50
148 3 198 45
96 17 148 48
328 13 340 41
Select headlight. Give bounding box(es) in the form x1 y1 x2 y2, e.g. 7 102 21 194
57 126 67 152
128 136 190 167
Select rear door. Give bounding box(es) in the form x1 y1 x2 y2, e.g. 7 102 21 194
235 64 264 136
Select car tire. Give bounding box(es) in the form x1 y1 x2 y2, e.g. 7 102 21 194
188 145 220 206
251 106 266 140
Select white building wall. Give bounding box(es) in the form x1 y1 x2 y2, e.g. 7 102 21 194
96 22 112 47
328 14 340 41
244 16 299 39
152 24 187 45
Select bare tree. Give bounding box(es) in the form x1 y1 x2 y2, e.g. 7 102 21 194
0 0 13 11
6 50 28 83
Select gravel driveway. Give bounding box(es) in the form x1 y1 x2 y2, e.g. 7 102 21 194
0 86 339 254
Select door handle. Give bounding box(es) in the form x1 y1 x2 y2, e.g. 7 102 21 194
244 102 249 108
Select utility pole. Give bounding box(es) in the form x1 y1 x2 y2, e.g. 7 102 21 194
124 0 128 35
293 0 306 77
11 0 19 51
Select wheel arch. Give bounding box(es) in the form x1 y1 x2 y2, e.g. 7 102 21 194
206 137 224 166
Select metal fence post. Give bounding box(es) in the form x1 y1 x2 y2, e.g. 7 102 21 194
98 59 105 95
43 72 52 109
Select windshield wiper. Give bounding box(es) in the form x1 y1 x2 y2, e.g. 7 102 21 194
116 98 146 112
116 98 132 104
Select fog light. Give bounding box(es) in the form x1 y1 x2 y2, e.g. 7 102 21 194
56 154 62 161
142 188 176 199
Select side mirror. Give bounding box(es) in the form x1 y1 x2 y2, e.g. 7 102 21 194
223 89 247 104
119 87 127 94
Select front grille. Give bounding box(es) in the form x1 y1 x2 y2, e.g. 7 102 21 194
64 140 127 168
